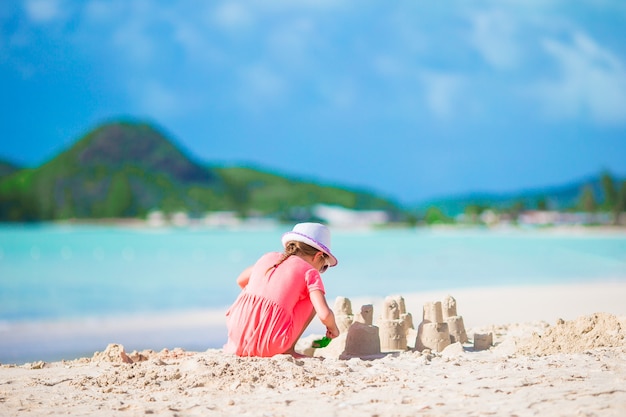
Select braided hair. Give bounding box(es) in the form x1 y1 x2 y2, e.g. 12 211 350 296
266 240 328 275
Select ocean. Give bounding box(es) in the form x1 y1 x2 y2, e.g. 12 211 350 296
1 224 625 363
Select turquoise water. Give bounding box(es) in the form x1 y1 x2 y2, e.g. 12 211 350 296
1 224 625 322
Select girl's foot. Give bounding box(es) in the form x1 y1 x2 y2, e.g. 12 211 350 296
284 348 308 359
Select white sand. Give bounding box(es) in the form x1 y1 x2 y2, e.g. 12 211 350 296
1 281 626 416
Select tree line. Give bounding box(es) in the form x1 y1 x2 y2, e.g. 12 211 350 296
420 172 626 226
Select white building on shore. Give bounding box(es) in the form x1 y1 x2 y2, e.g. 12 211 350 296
312 204 390 228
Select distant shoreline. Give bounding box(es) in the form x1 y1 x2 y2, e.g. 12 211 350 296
2 218 626 235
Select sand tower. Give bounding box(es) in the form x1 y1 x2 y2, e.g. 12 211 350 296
442 295 468 344
333 296 354 333
378 295 412 351
415 295 469 351
415 301 451 352
344 303 382 358
354 304 374 325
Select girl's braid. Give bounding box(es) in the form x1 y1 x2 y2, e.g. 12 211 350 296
266 241 321 275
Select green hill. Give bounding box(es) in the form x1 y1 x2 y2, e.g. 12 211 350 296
0 121 221 220
0 159 21 178
0 121 402 222
214 165 400 220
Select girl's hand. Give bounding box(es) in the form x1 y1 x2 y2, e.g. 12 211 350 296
326 326 340 339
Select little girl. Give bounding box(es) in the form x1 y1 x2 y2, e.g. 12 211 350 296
224 222 341 357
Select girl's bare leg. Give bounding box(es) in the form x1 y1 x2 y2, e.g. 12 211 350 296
284 310 316 358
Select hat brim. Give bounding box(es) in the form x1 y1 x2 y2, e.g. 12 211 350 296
281 231 338 267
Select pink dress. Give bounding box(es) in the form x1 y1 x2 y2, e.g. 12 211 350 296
224 252 326 357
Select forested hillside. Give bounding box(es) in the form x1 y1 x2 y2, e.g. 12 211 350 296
0 121 402 222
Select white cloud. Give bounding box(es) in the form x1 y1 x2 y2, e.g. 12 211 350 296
238 64 287 109
531 31 626 125
212 2 252 29
24 0 65 23
372 55 405 78
249 0 346 12
65 1 162 67
111 16 157 66
468 9 521 70
133 81 197 119
83 0 124 22
267 18 317 69
172 23 225 66
318 77 356 110
419 71 464 119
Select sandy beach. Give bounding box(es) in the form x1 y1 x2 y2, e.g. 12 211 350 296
2 281 626 416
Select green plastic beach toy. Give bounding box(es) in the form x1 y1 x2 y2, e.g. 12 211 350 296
312 336 332 348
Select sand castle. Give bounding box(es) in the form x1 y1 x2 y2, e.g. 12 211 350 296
415 301 452 352
334 296 354 333
311 294 482 358
311 297 382 359
415 296 471 352
442 295 468 344
310 297 381 359
343 304 382 358
378 295 412 351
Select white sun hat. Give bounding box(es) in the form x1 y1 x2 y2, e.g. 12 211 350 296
281 222 338 267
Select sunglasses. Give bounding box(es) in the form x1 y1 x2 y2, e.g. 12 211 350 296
319 254 331 274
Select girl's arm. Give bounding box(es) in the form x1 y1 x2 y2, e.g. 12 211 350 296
309 290 340 338
236 266 253 289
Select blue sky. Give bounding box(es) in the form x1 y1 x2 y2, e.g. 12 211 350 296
1 0 625 204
